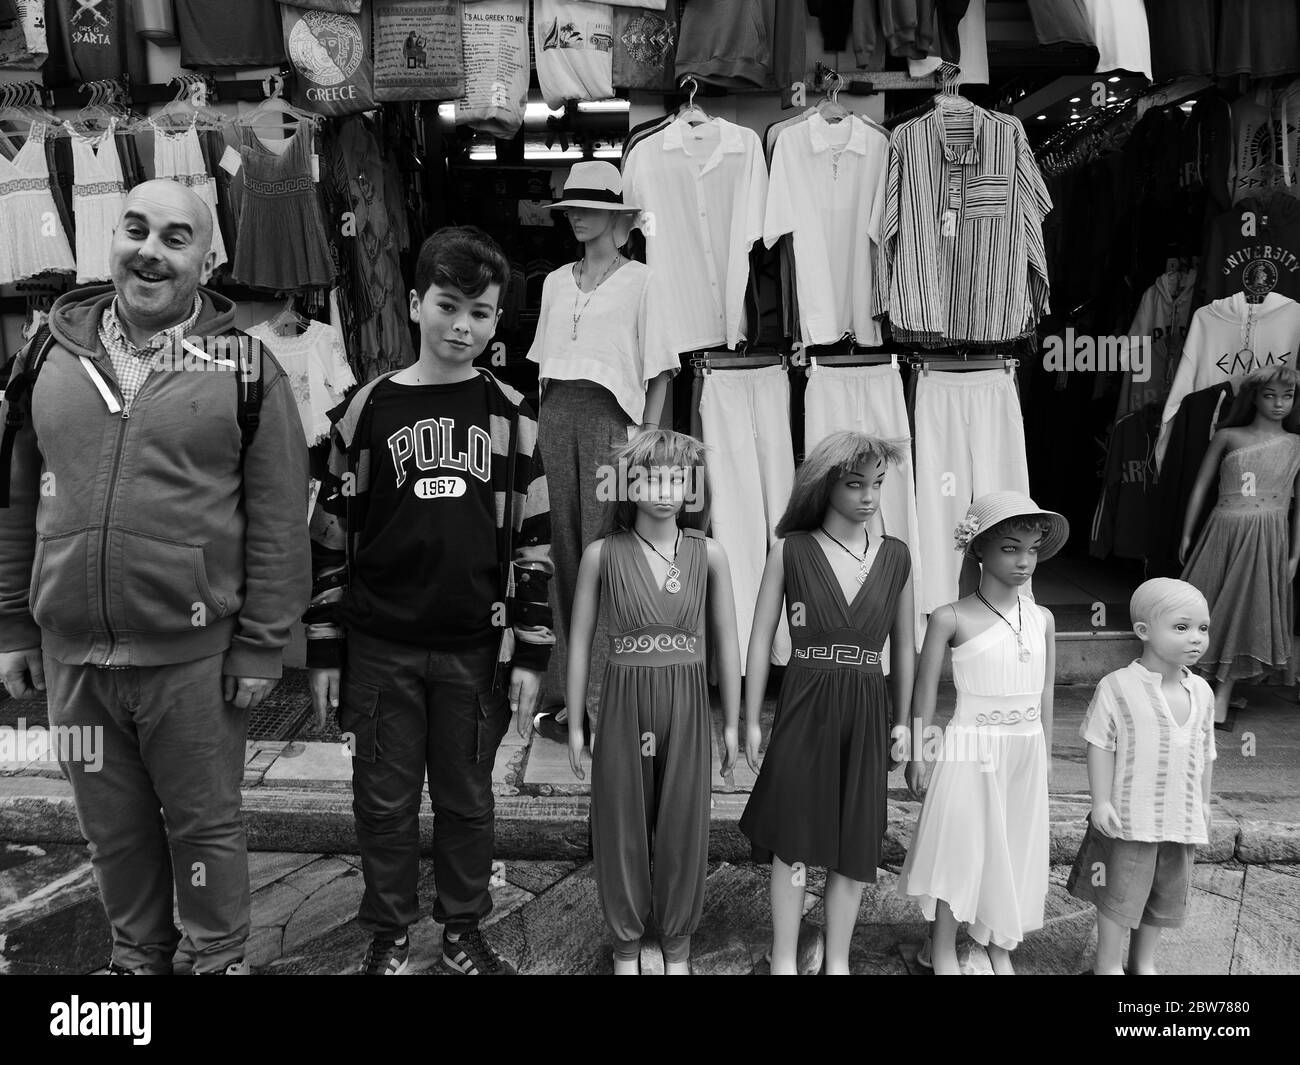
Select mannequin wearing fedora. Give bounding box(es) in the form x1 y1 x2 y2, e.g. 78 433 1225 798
898 492 1066 975
527 161 679 731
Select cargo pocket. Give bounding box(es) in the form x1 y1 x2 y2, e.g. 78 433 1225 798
340 678 380 763
118 530 227 633
964 173 1010 220
475 689 512 765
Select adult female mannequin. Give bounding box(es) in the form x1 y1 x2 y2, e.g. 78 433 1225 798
528 161 678 735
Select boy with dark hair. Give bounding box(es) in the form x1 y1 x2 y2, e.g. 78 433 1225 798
307 226 553 975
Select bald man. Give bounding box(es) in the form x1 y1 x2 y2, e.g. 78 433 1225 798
0 180 311 974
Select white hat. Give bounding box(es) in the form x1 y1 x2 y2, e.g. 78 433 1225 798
547 161 640 212
954 490 1070 561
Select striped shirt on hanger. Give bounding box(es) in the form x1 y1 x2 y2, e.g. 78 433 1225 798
879 104 1053 347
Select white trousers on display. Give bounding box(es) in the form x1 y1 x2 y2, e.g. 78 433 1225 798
698 366 794 670
804 363 924 646
914 370 1031 614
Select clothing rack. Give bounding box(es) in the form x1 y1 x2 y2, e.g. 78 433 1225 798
690 345 787 376
813 60 945 97
913 354 1018 375
804 351 900 373
4 71 298 112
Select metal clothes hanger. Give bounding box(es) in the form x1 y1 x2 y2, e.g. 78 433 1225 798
676 75 709 127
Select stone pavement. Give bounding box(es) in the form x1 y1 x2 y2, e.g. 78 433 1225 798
2 842 1297 974
3 679 1300 862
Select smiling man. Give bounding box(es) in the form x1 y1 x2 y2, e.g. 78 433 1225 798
0 180 310 975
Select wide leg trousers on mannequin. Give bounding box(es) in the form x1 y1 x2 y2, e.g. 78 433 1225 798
914 369 1031 614
804 363 925 645
698 366 794 669
538 381 631 718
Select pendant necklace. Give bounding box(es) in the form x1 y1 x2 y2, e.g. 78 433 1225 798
820 527 871 584
571 254 621 340
976 590 1031 662
634 527 682 593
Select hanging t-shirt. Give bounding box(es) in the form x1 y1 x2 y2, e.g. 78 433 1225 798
281 2 377 116
1230 85 1300 205
0 0 47 69
57 0 147 83
373 0 464 102
612 0 678 91
346 377 499 651
456 0 529 138
1217 0 1300 79
534 1 615 108
1201 195 1300 305
1081 0 1151 80
1025 0 1093 46
1157 292 1300 467
1144 0 1214 81
175 1 287 68
675 0 773 90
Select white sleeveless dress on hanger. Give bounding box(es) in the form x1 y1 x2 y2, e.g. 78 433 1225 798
152 122 228 269
66 118 127 283
897 597 1050 951
0 121 76 284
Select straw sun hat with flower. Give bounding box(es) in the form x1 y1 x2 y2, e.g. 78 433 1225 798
953 490 1070 561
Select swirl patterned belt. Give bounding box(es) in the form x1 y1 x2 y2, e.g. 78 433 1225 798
952 691 1043 729
790 642 884 673
608 625 703 667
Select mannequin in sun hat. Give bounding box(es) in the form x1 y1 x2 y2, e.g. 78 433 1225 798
527 161 682 737
898 491 1068 976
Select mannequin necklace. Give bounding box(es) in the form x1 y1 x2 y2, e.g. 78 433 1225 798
820 527 871 584
634 527 682 593
976 590 1030 662
571 254 622 339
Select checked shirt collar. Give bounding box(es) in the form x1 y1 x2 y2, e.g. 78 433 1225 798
99 294 202 362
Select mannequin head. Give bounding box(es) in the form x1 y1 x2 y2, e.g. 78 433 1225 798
1219 364 1300 431
776 431 906 537
563 205 638 251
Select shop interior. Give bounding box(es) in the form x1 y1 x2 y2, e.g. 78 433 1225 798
0 1 1292 735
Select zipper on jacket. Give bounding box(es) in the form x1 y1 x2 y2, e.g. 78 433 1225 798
96 381 131 667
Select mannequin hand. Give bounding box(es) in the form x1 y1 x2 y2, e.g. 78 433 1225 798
905 759 932 800
568 724 586 780
721 724 739 781
1090 800 1123 838
744 722 763 773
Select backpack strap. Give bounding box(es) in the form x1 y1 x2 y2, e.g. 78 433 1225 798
0 324 56 508
235 333 263 461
